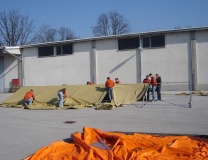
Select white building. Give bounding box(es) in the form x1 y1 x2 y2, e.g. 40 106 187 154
1 27 208 92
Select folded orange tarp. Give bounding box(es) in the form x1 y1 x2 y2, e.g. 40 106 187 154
25 127 208 160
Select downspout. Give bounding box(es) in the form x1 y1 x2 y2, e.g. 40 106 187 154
190 31 197 91
20 48 24 86
136 36 143 83
91 41 97 84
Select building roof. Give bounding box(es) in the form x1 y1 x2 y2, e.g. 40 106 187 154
20 26 208 48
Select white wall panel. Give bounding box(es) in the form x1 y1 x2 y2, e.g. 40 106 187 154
23 42 91 86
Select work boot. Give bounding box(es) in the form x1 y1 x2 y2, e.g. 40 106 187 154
24 103 29 109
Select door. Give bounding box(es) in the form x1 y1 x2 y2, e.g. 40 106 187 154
0 56 4 92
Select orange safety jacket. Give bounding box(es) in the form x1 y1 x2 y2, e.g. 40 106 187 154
151 77 157 86
59 89 68 97
105 79 115 88
24 91 35 100
115 80 121 84
143 78 150 84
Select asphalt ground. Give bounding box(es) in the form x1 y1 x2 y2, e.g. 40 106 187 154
0 93 208 160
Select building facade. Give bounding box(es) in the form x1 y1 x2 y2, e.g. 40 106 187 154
1 27 208 92
0 46 21 92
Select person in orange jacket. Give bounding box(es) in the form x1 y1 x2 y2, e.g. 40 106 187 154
115 78 121 84
58 88 68 107
143 75 151 101
87 81 94 85
24 89 35 107
105 77 115 102
149 73 157 101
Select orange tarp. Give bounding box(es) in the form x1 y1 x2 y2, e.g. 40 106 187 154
25 127 208 160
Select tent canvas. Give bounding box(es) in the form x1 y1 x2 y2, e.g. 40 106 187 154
1 84 148 109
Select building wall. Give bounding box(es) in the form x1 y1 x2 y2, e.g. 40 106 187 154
96 39 139 84
23 41 92 86
21 30 208 91
0 53 19 92
195 31 208 90
141 32 191 90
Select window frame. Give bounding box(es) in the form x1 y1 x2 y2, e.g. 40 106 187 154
118 37 140 50
38 44 73 57
142 35 165 48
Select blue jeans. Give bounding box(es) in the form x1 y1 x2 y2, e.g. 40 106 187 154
152 86 157 101
58 91 64 107
106 87 113 101
25 97 33 105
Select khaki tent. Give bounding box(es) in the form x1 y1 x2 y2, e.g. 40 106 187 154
1 84 147 110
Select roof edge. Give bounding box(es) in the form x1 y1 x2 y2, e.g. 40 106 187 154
20 26 208 48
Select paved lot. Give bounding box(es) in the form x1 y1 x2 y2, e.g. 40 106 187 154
0 93 208 160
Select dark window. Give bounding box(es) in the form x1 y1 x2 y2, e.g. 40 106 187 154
151 35 165 47
143 35 165 48
56 44 73 55
118 37 140 50
62 44 72 54
56 46 62 55
38 46 54 57
143 37 150 48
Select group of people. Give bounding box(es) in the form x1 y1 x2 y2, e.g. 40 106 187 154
143 73 162 101
23 77 121 108
23 75 160 108
23 88 68 108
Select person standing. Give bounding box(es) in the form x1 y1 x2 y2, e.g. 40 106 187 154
143 75 151 101
24 89 35 107
149 73 157 101
87 81 94 85
156 74 162 101
58 88 68 107
105 77 115 102
115 78 121 84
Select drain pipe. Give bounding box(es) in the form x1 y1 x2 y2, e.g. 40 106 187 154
20 48 24 86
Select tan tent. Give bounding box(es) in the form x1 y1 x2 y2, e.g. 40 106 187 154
1 84 147 110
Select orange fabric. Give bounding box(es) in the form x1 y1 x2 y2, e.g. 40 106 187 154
24 91 35 100
87 82 94 85
143 78 151 84
115 80 121 84
151 77 157 86
64 90 68 97
105 79 115 88
25 127 208 160
59 89 68 97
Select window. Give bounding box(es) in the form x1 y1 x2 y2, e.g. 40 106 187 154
38 44 73 57
118 37 140 50
142 35 165 48
38 46 54 57
143 37 150 48
56 44 73 55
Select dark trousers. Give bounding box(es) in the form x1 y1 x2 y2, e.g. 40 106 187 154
156 86 161 100
144 88 151 101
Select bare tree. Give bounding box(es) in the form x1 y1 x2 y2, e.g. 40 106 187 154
58 27 75 40
92 13 109 36
33 24 57 43
0 9 34 46
33 25 77 43
109 11 130 35
92 11 130 36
